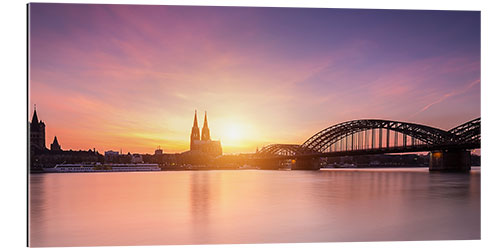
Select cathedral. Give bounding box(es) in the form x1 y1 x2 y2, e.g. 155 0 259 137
189 110 222 156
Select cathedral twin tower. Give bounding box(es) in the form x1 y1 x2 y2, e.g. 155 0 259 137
190 110 210 148
190 110 222 156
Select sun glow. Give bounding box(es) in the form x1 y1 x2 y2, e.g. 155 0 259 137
209 117 261 153
222 123 243 142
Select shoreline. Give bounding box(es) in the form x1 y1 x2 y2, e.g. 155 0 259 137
29 165 481 174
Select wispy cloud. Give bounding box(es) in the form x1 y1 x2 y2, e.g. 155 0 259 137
410 79 480 118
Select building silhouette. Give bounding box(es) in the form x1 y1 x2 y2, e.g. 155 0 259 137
189 110 222 156
155 146 163 155
50 136 62 151
29 107 103 171
29 107 46 151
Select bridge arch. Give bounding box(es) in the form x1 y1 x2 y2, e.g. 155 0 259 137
257 144 306 157
301 119 452 153
447 118 480 144
256 118 480 157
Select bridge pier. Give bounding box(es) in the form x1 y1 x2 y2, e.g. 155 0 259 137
429 149 471 172
292 157 320 170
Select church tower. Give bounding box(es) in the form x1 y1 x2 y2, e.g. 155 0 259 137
201 111 211 141
190 110 200 150
50 136 62 151
30 106 46 151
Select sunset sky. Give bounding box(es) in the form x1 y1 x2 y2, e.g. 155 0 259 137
29 4 480 154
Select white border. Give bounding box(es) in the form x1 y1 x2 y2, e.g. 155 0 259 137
1 0 499 250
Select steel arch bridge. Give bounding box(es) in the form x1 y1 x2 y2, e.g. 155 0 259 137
255 118 480 158
448 117 481 144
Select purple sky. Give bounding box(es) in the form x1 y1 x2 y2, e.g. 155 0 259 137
29 4 480 154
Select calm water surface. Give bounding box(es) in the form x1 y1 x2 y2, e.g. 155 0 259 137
29 167 480 247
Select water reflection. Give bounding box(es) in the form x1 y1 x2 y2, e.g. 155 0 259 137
29 174 47 246
189 171 219 243
29 168 480 247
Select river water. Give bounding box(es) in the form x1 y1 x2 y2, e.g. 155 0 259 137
29 167 480 247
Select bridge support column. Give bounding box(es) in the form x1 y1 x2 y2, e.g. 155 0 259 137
292 158 320 170
429 149 471 172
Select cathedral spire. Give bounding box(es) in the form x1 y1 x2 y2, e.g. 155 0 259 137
203 111 208 127
190 110 200 150
201 111 211 141
193 110 199 128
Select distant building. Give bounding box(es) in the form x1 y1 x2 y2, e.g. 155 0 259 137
131 154 143 163
189 110 222 156
154 146 163 155
29 107 46 151
105 150 119 156
31 149 102 170
104 150 119 162
50 136 62 151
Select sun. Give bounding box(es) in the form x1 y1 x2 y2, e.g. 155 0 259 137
225 123 243 141
214 119 256 150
